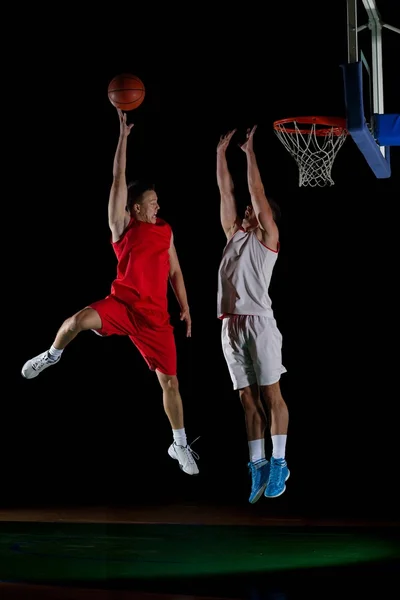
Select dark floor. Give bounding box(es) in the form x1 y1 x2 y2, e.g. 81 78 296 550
0 505 399 599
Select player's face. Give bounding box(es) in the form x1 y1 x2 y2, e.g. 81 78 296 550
135 191 159 224
242 205 258 230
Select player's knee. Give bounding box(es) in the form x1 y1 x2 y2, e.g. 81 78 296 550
63 309 92 334
262 383 283 407
239 386 258 411
166 375 179 393
63 314 81 334
158 373 179 393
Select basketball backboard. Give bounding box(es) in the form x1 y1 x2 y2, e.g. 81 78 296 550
341 0 400 178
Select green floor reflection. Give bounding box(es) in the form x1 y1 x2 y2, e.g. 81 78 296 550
0 523 399 583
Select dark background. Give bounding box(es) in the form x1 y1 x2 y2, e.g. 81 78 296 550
5 2 399 520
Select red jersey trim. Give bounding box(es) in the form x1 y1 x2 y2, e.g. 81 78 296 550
259 239 280 253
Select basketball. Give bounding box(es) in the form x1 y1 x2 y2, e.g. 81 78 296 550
107 74 145 111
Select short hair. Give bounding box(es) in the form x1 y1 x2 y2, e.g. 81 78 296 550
126 180 155 212
239 194 282 222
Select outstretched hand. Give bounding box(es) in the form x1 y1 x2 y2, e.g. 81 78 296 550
239 125 258 152
217 129 237 153
180 307 192 338
117 108 134 136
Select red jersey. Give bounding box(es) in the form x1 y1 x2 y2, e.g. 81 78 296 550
110 217 172 316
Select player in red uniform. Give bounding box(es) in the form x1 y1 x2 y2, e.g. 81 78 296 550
21 109 199 475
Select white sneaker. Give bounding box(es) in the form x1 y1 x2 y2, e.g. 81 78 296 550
168 438 200 475
21 351 60 379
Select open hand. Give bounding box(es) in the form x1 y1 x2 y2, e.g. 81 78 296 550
217 129 237 153
117 108 134 136
239 125 257 152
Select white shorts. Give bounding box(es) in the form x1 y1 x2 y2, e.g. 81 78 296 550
221 315 287 390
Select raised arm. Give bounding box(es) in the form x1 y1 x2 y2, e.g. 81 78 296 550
216 129 241 239
108 109 134 243
168 233 191 337
240 125 279 247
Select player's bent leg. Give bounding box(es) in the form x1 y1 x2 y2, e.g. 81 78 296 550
21 307 102 380
261 381 290 498
239 383 270 503
156 371 199 476
53 307 103 347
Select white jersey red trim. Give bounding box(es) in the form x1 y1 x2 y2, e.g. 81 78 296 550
217 229 279 319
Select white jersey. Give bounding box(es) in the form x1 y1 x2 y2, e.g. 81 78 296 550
217 228 278 318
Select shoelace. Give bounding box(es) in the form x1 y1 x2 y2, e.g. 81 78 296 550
269 460 285 484
179 436 200 464
248 463 257 474
32 354 50 370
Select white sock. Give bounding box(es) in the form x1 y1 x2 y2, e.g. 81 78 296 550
248 439 265 463
173 428 187 447
272 434 287 460
48 345 63 362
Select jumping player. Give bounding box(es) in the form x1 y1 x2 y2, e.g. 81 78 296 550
216 125 289 500
21 108 199 476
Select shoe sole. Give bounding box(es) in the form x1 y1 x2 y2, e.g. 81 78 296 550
249 483 267 504
265 471 290 499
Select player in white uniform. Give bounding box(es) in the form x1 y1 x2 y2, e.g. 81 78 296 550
216 125 289 502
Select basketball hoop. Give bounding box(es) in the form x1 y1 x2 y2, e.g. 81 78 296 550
273 116 348 187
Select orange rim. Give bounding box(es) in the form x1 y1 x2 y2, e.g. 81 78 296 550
273 116 347 136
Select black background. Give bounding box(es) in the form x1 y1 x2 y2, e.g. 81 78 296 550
5 2 399 520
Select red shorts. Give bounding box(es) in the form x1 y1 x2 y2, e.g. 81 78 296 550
89 296 177 376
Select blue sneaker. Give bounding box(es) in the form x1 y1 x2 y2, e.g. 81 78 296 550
248 459 270 504
264 457 290 498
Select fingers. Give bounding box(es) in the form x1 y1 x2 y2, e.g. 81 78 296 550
223 129 237 141
117 108 134 131
241 125 258 147
221 126 257 147
180 312 192 337
117 108 127 124
219 129 237 145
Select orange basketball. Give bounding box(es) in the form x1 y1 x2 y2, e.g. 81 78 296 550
107 74 145 111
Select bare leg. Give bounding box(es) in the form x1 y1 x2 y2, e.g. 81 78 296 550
156 371 184 430
239 382 268 441
239 382 270 502
261 381 290 497
22 307 102 379
52 307 102 348
157 371 199 475
260 381 289 436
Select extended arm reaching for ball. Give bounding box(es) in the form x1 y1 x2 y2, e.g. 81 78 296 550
108 109 134 243
239 125 279 249
216 129 242 240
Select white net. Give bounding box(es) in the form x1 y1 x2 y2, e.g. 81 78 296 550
274 120 347 187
